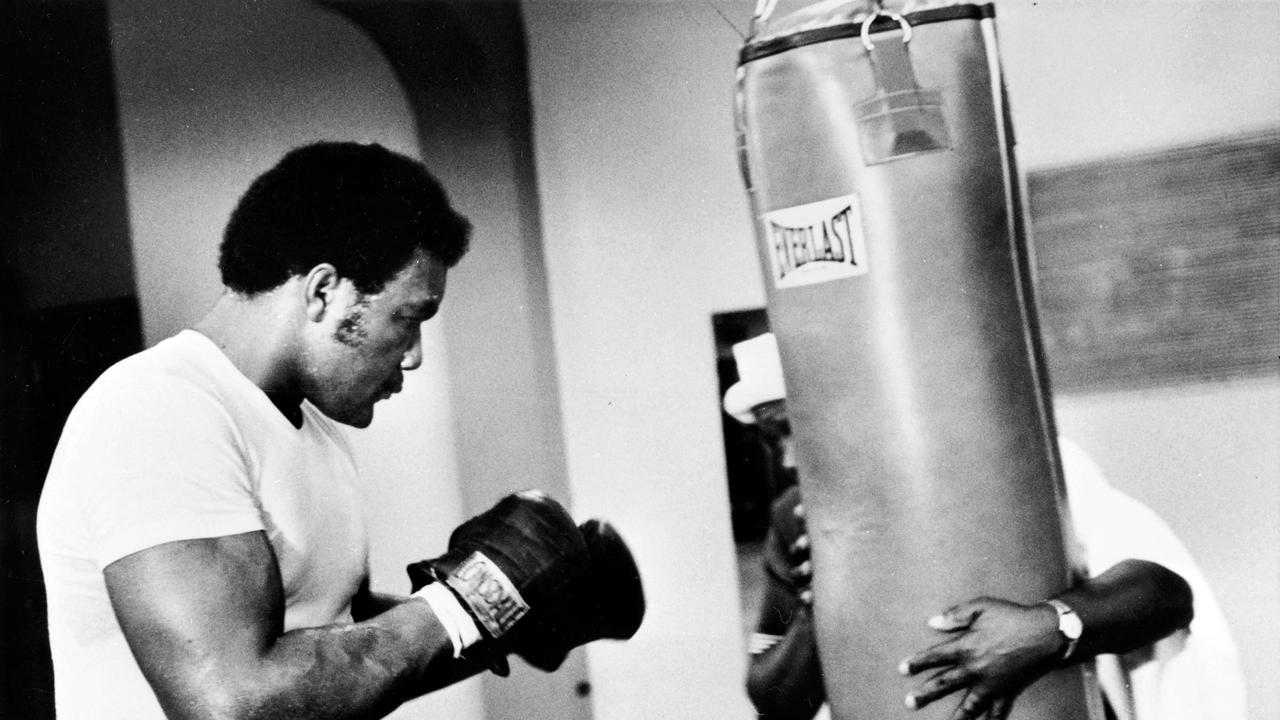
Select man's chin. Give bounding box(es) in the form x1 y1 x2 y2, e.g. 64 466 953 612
316 403 375 429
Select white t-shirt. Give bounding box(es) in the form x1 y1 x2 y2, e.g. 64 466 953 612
37 330 369 719
1059 439 1247 720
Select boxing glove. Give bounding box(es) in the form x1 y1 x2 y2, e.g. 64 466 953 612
508 518 646 671
407 490 591 669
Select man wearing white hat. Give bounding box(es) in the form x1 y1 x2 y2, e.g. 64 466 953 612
724 332 827 720
725 333 1245 720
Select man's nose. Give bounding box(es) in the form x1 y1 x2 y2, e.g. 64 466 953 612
401 329 423 370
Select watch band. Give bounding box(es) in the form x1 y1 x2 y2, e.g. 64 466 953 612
1045 598 1082 661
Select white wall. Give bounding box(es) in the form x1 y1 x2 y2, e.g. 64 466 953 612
996 0 1280 170
524 2 762 712
108 1 482 718
524 3 764 718
524 1 1280 719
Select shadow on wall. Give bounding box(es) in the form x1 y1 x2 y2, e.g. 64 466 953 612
1 1 145 717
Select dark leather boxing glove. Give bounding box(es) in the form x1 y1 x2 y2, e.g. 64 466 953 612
508 518 646 671
407 490 590 673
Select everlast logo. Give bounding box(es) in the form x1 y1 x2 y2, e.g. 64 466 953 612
451 551 530 638
763 194 868 289
769 203 861 281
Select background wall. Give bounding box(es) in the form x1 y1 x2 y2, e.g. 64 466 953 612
524 3 764 716
1 3 140 712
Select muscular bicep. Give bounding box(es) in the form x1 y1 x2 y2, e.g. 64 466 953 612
105 531 284 717
105 533 488 719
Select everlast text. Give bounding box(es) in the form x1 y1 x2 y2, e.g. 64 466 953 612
768 203 861 280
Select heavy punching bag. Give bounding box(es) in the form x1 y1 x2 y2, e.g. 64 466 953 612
735 2 1102 719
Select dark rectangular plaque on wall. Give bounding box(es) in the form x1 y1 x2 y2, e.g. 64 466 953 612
1028 130 1280 392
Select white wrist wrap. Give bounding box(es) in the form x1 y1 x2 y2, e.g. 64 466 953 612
748 632 784 655
414 582 483 658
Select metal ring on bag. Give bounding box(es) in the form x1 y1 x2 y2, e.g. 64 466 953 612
752 0 779 25
861 10 912 52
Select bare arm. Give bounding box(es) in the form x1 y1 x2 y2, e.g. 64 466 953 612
746 576 826 720
900 559 1193 719
1056 558 1193 658
105 531 488 720
746 487 825 720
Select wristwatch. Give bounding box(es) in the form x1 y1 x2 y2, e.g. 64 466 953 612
1045 598 1083 660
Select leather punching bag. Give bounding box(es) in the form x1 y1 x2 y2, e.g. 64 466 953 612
735 2 1102 719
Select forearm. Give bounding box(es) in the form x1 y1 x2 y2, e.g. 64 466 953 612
1057 558 1193 660
111 488 612 720
747 611 825 720
154 598 487 720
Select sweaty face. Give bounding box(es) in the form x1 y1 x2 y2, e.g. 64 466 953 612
306 250 447 428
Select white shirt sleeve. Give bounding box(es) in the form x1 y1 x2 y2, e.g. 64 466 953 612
68 373 265 568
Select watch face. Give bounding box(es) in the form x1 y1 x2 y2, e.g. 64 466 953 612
1060 611 1083 639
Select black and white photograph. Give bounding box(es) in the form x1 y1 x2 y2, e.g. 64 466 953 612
2 1 1276 719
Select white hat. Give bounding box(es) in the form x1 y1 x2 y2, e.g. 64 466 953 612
722 332 786 425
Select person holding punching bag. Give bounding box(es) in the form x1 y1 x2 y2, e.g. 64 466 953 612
37 142 644 720
726 333 828 720
725 333 1244 720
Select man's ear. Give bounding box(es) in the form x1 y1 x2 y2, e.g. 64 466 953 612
304 264 342 322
